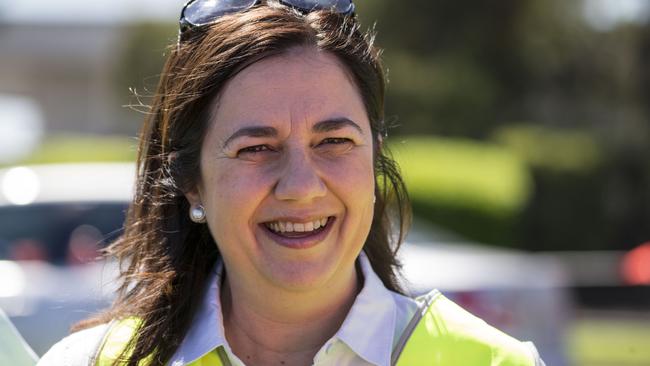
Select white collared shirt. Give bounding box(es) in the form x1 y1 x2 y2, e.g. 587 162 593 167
169 252 419 366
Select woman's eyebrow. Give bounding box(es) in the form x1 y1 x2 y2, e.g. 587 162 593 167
222 118 363 148
222 126 278 148
313 118 364 134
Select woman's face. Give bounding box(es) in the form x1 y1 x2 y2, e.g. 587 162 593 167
188 47 375 292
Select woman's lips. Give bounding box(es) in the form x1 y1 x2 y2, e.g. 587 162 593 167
260 216 336 249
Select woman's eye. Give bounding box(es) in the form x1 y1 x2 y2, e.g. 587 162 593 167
316 137 355 155
237 145 272 156
319 137 353 146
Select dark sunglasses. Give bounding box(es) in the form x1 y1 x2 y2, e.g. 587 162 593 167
179 0 355 41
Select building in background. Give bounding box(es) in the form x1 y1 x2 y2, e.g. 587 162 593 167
0 0 179 135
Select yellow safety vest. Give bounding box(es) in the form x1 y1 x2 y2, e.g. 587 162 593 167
96 291 535 366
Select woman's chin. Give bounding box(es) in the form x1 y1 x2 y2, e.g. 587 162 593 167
262 257 342 292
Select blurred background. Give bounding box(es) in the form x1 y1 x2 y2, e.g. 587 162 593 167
1 0 649 365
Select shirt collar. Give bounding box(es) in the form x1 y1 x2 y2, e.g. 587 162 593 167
169 261 227 366
169 252 398 366
334 252 397 366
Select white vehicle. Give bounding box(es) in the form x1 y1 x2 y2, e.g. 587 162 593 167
0 163 570 364
400 224 570 366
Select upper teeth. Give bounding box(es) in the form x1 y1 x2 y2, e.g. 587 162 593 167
266 218 329 233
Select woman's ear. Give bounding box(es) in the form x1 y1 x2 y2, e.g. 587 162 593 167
184 188 202 207
168 150 202 206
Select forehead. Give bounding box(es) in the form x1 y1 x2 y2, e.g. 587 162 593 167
209 46 369 134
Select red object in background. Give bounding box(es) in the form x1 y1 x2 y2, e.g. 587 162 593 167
454 292 514 329
622 242 650 285
9 239 48 262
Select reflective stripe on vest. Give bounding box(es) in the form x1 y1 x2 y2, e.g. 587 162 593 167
96 291 535 366
94 317 226 366
393 291 535 366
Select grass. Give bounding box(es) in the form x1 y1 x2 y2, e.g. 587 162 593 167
569 314 650 366
493 124 602 174
2 134 137 167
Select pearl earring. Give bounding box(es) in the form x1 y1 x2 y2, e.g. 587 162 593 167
190 205 206 223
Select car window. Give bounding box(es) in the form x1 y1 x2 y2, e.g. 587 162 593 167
0 202 127 265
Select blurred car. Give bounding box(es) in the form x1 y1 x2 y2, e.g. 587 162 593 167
0 163 133 355
0 163 570 364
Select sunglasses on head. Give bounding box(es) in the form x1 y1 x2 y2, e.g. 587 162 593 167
179 0 355 41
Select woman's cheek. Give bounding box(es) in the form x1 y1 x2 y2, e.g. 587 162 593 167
213 163 275 205
323 153 374 189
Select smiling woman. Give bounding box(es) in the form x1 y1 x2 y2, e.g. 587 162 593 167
36 1 543 366
186 48 376 296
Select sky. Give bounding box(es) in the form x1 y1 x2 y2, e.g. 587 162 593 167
583 0 650 31
0 0 182 24
1 0 649 27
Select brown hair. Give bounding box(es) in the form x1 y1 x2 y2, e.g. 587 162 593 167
77 4 410 365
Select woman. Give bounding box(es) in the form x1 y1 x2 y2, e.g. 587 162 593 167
38 1 544 365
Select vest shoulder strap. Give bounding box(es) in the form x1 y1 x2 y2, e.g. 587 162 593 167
95 318 149 366
95 318 224 366
393 290 536 366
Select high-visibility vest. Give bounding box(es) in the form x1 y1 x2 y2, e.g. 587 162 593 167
95 291 536 366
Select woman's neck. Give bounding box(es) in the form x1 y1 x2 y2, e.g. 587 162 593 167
220 266 361 366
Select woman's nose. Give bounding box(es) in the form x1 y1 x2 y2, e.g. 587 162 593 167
274 148 327 202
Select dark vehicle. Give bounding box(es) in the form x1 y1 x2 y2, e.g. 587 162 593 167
0 163 132 355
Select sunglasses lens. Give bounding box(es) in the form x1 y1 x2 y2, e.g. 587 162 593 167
284 0 354 14
184 0 258 26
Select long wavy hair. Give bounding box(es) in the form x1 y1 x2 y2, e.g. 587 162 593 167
76 3 411 365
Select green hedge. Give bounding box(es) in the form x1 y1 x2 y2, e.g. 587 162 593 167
390 136 532 246
491 125 616 251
